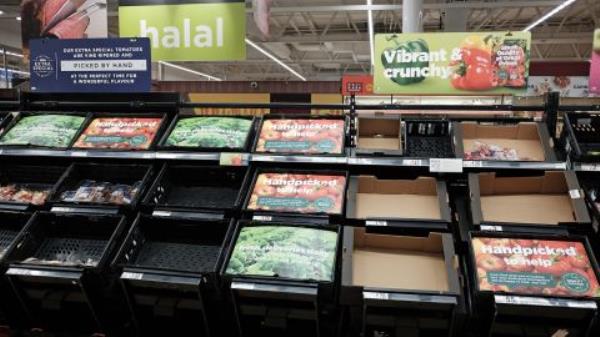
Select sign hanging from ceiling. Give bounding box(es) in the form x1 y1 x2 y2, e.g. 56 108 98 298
29 38 151 93
20 0 109 62
342 75 373 96
589 29 600 95
118 0 246 61
374 32 531 95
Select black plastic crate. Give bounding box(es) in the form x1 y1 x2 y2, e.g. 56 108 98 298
71 112 170 152
114 214 235 337
221 220 342 337
0 164 67 211
4 212 128 334
158 115 257 152
0 111 90 150
405 120 454 158
143 164 249 216
0 211 31 327
562 112 600 162
49 162 154 212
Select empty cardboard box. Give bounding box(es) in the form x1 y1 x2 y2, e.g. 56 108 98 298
341 228 461 336
346 176 451 232
469 171 590 230
454 121 555 162
355 115 403 156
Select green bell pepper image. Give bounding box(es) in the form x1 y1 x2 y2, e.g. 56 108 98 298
381 36 430 85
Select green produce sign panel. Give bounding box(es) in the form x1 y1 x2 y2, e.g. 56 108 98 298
374 32 531 95
165 117 252 149
225 226 338 282
473 237 600 298
0 115 86 148
119 0 246 61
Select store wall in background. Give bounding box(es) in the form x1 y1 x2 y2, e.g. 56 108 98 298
311 94 343 115
187 93 270 115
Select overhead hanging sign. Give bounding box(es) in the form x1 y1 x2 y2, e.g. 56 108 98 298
29 38 151 93
374 32 531 95
20 0 108 62
118 0 246 61
589 29 600 95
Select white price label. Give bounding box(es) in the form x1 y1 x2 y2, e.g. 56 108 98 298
480 225 503 232
364 291 390 300
71 151 88 157
152 211 172 217
253 215 272 222
232 282 255 290
366 220 388 227
569 189 581 199
122 272 143 280
429 158 463 173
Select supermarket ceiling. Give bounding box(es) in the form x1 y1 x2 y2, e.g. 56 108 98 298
0 0 598 81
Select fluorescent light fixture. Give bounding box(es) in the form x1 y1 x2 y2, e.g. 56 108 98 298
0 50 24 58
158 61 222 81
523 0 577 32
367 0 375 70
0 11 4 15
245 38 307 81
16 16 21 21
8 69 30 76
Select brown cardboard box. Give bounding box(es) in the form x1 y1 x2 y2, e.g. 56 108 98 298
456 122 555 161
347 176 451 222
356 116 403 155
351 229 449 291
469 171 591 227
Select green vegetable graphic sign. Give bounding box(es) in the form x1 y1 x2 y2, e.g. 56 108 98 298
374 32 531 95
226 226 338 282
0 115 85 148
165 117 252 149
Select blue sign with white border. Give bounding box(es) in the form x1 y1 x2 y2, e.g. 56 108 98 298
30 38 151 93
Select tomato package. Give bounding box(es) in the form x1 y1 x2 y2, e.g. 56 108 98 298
255 119 345 154
74 117 163 150
247 173 346 214
472 237 600 298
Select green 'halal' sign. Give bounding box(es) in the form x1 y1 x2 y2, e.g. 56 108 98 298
119 0 246 61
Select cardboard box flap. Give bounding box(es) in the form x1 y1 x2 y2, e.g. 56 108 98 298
461 122 539 140
478 172 568 195
358 117 401 137
357 176 437 195
352 229 449 292
354 229 443 253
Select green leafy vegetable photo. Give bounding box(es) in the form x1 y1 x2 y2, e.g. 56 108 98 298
0 115 85 148
165 116 252 149
226 226 338 282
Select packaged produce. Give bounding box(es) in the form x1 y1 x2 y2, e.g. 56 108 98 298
465 141 524 161
0 185 50 205
225 225 338 282
255 119 345 154
60 180 141 205
73 117 162 150
472 237 600 298
247 172 346 214
164 116 252 149
0 114 85 148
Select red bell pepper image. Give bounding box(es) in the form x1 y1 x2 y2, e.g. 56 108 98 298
450 47 497 91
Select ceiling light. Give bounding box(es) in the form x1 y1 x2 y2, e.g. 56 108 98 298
367 0 375 71
0 50 24 58
523 0 577 32
16 17 21 21
245 38 307 81
158 61 222 81
0 11 4 15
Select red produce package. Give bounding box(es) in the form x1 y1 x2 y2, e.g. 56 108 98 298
473 237 600 298
247 173 346 214
74 117 162 150
255 119 345 154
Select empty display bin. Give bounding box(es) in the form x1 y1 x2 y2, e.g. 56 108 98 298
341 228 462 337
49 163 154 213
144 164 250 218
4 212 128 335
114 214 234 337
354 114 403 156
0 164 66 211
346 175 452 233
469 171 591 234
453 121 555 162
